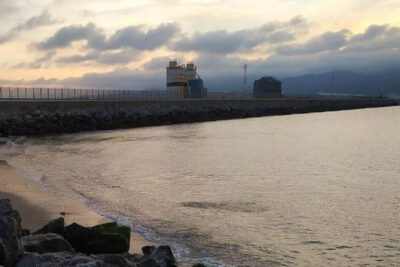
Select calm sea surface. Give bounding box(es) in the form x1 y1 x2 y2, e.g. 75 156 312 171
6 106 400 266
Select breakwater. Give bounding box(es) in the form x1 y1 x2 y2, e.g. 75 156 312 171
0 97 397 136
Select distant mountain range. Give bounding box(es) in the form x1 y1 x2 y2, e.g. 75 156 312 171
281 70 400 96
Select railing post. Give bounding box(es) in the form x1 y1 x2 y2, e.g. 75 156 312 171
8 87 11 100
40 88 43 99
17 88 19 99
48 88 50 100
74 89 76 99
33 88 35 100
0 87 2 99
61 88 64 99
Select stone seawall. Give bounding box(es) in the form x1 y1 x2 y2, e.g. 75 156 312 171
0 98 397 136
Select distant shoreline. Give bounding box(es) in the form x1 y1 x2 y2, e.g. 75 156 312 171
0 97 397 137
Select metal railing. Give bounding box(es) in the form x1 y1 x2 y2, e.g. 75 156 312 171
0 87 255 101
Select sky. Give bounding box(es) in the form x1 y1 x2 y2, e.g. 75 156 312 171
0 0 399 89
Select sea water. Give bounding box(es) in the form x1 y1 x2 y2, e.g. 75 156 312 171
5 106 400 266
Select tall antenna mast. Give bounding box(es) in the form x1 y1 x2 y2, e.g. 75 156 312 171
243 64 248 92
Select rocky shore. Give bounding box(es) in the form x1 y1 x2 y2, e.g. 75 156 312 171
0 98 397 137
0 199 206 267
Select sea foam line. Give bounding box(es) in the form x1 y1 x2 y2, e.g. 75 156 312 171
71 189 226 267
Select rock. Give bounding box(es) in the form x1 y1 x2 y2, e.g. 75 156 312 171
64 222 130 254
140 246 176 267
34 217 65 235
124 253 143 263
137 257 159 267
141 246 156 256
253 76 282 98
16 252 104 267
0 138 8 144
62 223 91 252
91 222 131 242
94 254 135 267
22 233 75 254
21 230 30 237
0 199 24 267
192 264 208 267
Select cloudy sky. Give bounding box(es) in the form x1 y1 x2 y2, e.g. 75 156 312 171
0 0 399 89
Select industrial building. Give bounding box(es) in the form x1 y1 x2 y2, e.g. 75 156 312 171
253 76 282 98
166 60 206 98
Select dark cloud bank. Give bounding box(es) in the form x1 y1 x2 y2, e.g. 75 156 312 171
34 22 180 66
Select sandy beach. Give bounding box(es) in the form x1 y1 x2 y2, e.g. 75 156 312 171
0 159 157 254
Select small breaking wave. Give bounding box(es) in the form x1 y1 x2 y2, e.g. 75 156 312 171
102 210 226 267
68 189 227 267
0 138 25 161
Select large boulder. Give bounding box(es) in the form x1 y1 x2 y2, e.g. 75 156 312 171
34 217 65 236
16 252 104 267
64 222 130 254
0 199 24 267
140 246 176 267
253 76 282 98
22 233 75 254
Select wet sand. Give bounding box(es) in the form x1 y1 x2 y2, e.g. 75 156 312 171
0 160 157 254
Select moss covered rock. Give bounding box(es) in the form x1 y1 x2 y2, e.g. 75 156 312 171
64 222 130 254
